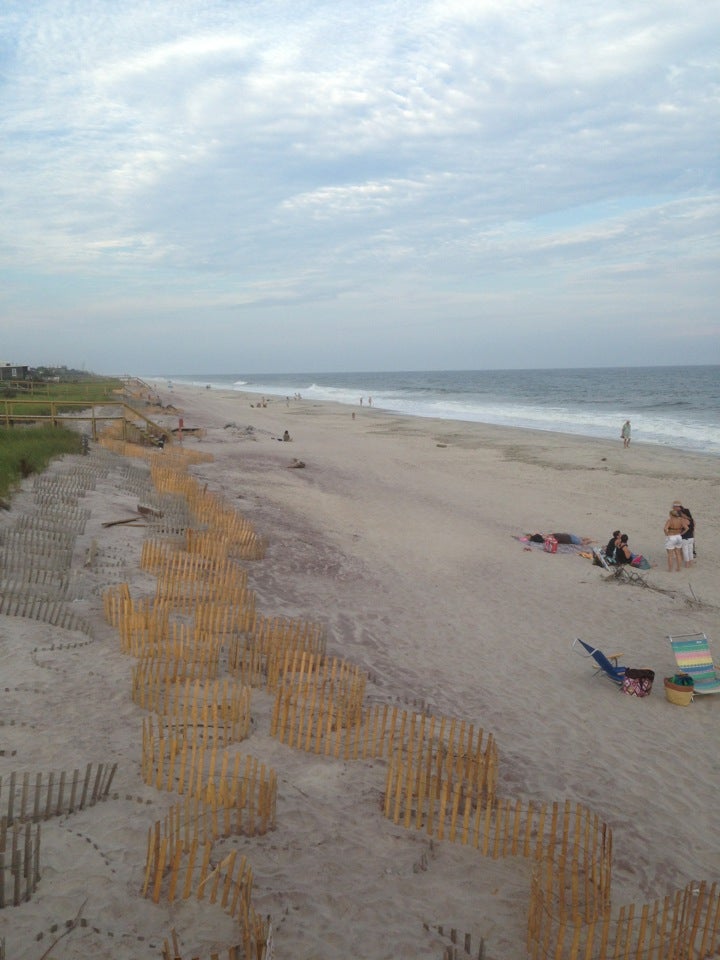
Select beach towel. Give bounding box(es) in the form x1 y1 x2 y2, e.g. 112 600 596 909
515 536 585 556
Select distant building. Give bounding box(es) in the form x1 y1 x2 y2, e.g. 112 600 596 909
0 362 29 381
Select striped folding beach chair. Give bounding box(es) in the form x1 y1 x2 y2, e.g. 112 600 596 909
668 633 720 695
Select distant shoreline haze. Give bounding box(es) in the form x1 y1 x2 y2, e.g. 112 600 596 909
150 366 720 457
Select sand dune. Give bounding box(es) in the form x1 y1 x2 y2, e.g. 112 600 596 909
0 381 717 959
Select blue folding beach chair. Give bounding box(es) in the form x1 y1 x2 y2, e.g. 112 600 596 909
573 638 627 685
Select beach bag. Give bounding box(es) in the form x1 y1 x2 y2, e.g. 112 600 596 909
621 668 655 697
664 674 694 706
544 536 558 554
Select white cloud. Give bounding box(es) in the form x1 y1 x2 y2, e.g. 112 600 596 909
0 0 717 370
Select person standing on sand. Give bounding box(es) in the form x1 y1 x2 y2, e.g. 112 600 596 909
621 420 631 447
664 508 688 572
673 500 695 567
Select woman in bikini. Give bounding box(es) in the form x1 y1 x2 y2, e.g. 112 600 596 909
664 509 688 572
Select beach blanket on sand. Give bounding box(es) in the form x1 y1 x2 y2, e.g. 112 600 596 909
515 536 586 556
515 537 654 568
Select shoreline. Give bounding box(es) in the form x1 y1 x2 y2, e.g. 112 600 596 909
154 377 720 466
166 380 720 480
0 378 717 958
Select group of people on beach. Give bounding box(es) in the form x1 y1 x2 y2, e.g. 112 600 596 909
601 499 696 572
528 498 697 575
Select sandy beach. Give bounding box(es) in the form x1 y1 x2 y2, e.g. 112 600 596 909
1 381 718 960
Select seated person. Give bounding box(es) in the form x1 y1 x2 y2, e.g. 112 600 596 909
615 533 633 564
604 530 621 562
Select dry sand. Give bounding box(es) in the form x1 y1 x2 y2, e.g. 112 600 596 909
0 381 718 959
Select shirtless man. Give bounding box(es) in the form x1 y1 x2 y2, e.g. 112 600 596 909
663 509 688 572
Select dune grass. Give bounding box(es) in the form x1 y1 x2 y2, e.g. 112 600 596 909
0 425 83 503
0 378 122 417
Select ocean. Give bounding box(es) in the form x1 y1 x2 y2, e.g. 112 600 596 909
156 366 720 457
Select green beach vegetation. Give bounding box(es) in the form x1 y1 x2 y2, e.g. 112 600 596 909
0 371 123 502
0 425 83 502
0 374 122 417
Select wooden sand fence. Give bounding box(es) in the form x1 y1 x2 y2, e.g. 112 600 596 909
149 448 215 469
138 539 257 631
270 652 368 747
103 586 173 651
141 716 277 834
143 824 254 912
109 591 255 659
194 600 260 651
161 933 271 960
33 470 98 500
527 875 720 960
128 627 223 678
184 528 237 559
103 586 232 665
143 841 269 960
154 569 256 621
99 434 171 459
383 726 720 959
104 584 255 670
142 797 273 960
14 504 90 536
271 663 500 801
0 595 93 638
0 572 69 602
0 531 74 578
116 601 173 657
0 763 117 826
141 539 248 585
131 673 252 747
0 820 40 908
0 764 116 909
149 466 266 560
193 507 267 562
0 526 76 560
141 535 236 576
102 581 132 627
227 616 328 688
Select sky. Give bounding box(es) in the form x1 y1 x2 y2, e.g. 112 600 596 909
1 0 718 375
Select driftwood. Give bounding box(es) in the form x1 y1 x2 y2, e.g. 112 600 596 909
101 516 145 528
137 505 163 518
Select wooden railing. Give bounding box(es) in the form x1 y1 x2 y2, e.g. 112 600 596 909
0 399 171 443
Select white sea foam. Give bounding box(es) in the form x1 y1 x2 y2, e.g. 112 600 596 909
160 368 720 456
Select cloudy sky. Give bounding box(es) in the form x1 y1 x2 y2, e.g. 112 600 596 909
1 1 718 374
